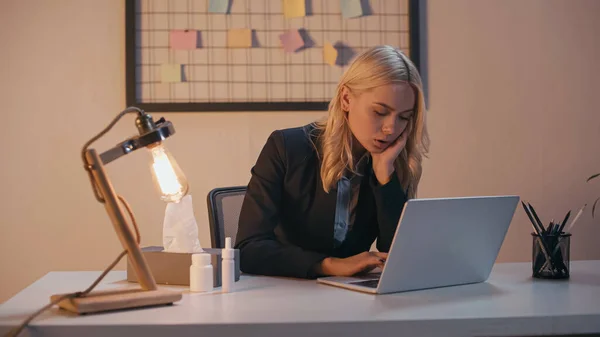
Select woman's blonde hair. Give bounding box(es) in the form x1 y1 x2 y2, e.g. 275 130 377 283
312 45 430 199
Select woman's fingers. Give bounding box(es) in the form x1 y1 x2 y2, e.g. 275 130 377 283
372 252 389 260
363 255 386 269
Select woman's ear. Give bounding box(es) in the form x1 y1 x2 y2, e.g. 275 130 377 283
340 85 351 112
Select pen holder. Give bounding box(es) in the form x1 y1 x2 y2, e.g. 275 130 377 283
531 232 571 279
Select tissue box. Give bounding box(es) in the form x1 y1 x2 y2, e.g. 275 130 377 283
126 246 240 287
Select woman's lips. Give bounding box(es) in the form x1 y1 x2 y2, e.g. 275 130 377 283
373 139 389 150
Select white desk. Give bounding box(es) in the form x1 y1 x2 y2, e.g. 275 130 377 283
2 261 600 337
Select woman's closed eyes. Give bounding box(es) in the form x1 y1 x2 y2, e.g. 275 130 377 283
373 109 413 121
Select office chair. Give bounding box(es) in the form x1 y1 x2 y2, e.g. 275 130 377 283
207 186 247 248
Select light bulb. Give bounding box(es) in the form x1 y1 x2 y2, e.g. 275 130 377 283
148 143 189 203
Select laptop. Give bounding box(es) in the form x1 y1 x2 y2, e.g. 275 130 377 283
317 195 520 294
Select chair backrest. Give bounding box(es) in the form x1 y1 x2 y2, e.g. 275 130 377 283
206 186 247 248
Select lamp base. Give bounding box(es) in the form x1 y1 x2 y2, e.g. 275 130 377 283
50 288 182 314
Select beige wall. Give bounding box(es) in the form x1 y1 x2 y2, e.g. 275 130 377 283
1 0 598 303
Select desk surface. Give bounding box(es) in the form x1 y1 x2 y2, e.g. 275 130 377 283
2 261 600 337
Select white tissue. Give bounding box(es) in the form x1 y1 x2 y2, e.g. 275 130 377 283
162 194 203 253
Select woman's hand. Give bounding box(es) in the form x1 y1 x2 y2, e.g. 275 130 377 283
318 251 388 277
371 122 413 185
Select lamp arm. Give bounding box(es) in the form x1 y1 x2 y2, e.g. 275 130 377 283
81 107 144 202
80 106 158 291
85 148 157 291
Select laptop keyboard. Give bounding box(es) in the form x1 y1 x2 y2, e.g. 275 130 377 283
349 279 379 288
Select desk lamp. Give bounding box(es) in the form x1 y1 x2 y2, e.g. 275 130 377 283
51 106 185 314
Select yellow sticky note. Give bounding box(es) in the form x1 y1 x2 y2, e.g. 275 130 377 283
283 0 305 18
161 64 182 83
324 42 337 66
227 28 252 48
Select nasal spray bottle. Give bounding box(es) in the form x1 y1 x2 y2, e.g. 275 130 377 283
221 237 235 293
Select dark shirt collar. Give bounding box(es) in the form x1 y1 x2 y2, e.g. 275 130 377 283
349 133 370 177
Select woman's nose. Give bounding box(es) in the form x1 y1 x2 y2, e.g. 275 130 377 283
381 118 397 135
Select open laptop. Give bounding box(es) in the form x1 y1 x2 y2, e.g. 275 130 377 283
317 195 520 294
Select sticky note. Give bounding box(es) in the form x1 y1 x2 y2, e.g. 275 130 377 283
283 0 305 18
323 42 337 66
169 30 198 49
161 64 182 83
209 0 229 13
341 0 363 18
227 28 252 48
279 29 304 53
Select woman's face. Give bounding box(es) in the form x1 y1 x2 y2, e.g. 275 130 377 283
342 83 416 154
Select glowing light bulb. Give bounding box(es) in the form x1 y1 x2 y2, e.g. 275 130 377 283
148 143 189 203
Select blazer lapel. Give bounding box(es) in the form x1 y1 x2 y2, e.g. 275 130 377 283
303 164 338 251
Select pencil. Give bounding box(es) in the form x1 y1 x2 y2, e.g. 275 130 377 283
528 202 547 234
564 204 586 233
521 202 556 271
522 202 544 235
557 210 571 234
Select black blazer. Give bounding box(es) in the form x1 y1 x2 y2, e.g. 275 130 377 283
235 123 408 279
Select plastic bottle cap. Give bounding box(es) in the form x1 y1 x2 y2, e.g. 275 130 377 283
192 253 211 266
223 237 234 259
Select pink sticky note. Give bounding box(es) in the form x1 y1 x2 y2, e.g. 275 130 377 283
170 30 198 50
279 29 304 53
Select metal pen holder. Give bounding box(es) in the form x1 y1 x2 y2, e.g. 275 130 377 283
531 232 571 279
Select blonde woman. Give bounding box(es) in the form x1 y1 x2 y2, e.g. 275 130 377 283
235 45 430 278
